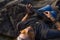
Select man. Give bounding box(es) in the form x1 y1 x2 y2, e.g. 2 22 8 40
17 4 60 40
18 11 60 40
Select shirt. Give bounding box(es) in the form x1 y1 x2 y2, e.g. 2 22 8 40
18 17 60 40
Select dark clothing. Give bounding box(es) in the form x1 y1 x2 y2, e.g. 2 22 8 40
18 17 60 40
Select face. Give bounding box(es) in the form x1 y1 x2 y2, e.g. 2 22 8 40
17 34 30 40
17 26 35 40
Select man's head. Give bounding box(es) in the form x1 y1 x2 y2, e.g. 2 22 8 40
17 26 35 40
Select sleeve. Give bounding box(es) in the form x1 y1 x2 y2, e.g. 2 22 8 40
37 21 60 39
46 29 60 39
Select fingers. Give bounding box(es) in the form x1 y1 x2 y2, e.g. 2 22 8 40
44 11 51 15
44 11 52 18
26 4 32 13
26 4 32 8
26 4 32 9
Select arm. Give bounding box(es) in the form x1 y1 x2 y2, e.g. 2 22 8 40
49 16 60 30
21 13 29 22
37 20 60 39
21 4 32 22
44 11 60 30
46 29 60 39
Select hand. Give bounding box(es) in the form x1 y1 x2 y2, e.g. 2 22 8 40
44 11 52 18
26 4 32 13
44 11 56 23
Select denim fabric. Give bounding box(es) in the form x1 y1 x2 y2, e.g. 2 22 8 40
47 29 60 39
